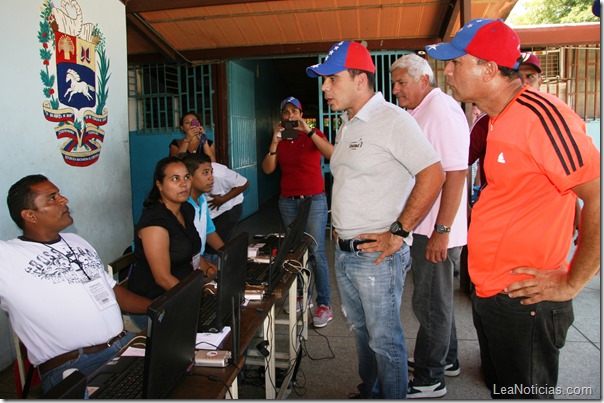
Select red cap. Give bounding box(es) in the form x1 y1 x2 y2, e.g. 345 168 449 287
426 19 521 69
307 41 376 77
520 52 542 73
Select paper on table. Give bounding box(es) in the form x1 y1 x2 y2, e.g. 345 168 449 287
196 326 231 350
121 346 146 357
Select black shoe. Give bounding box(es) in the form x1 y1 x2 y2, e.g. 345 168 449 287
444 359 460 377
407 357 461 377
407 378 447 399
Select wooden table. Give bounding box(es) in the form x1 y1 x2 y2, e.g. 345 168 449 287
171 236 310 399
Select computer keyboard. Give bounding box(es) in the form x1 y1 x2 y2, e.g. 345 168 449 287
91 358 144 399
199 294 218 327
246 261 269 284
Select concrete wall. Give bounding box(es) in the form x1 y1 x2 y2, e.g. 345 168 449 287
0 0 130 369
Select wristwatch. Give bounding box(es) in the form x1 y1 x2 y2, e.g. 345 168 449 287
434 224 451 234
389 221 409 238
307 128 316 138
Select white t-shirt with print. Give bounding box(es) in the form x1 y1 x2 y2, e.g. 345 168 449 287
0 233 123 365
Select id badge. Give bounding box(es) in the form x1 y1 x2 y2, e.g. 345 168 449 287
84 278 118 311
192 253 201 271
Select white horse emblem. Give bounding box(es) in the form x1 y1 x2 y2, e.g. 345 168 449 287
64 68 95 101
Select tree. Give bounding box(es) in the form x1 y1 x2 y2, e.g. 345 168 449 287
507 0 599 25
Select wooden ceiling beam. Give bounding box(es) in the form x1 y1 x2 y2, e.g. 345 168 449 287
516 23 600 47
439 0 460 41
126 13 188 63
127 38 440 65
124 0 289 14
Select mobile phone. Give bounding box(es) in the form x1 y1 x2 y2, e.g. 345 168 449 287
191 119 200 127
281 120 298 129
280 120 299 140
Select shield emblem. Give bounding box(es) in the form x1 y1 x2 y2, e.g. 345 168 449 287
55 31 96 109
40 0 109 167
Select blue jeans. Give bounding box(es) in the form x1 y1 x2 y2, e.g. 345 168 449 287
472 291 574 398
410 234 461 382
335 243 411 399
40 331 136 393
279 194 330 307
129 313 149 330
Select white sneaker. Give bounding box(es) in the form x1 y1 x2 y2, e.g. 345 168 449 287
312 305 334 328
284 296 313 314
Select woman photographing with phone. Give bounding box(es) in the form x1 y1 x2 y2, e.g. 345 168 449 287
262 96 335 328
169 111 216 161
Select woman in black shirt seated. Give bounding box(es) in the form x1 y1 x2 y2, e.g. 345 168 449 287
127 157 201 327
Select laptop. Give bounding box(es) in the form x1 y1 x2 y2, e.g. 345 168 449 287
87 269 203 399
198 232 248 333
246 198 311 296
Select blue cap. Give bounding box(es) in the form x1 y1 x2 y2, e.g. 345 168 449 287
306 41 376 78
280 96 302 111
425 19 521 69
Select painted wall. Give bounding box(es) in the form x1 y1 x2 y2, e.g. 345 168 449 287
0 0 131 369
128 130 214 225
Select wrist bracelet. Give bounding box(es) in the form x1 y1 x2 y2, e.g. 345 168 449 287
268 151 277 156
307 128 316 138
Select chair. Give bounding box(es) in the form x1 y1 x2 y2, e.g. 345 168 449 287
107 251 142 333
12 328 41 398
107 250 135 284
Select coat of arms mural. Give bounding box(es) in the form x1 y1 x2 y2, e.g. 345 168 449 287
39 0 109 166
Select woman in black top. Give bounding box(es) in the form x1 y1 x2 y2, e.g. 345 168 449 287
128 157 201 303
168 111 216 161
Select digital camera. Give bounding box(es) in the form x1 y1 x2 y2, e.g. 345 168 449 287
281 120 299 140
281 120 299 129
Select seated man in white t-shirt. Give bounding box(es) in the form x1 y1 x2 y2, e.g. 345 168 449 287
0 174 151 393
205 162 249 250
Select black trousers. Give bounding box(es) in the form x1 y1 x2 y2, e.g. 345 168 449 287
472 290 574 399
205 203 243 254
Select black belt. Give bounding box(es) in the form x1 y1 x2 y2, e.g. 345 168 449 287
39 330 128 374
338 238 376 252
286 195 314 200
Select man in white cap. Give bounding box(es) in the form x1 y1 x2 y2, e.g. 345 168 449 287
307 41 445 399
426 18 600 398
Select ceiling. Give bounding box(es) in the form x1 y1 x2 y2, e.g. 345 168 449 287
123 0 521 65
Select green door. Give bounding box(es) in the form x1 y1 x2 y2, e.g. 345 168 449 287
227 61 258 219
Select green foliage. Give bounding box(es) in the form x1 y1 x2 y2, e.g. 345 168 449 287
38 20 52 43
39 69 55 88
96 46 111 115
508 0 599 25
39 48 52 61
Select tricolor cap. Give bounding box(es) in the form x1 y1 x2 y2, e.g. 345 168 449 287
306 41 376 78
425 19 521 69
520 52 542 73
280 96 302 111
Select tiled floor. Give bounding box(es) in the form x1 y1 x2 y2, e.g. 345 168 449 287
234 197 601 400
0 197 600 400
